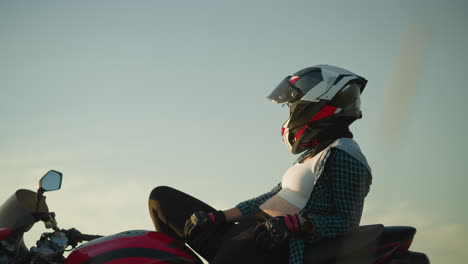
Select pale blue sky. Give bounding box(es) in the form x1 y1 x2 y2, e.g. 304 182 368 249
1 1 467 263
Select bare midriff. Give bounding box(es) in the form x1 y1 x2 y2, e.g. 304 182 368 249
259 195 301 217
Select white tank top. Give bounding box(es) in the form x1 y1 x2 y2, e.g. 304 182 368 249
276 138 371 209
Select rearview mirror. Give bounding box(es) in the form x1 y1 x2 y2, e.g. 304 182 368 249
39 170 63 192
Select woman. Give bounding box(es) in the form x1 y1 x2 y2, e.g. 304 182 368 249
149 65 372 264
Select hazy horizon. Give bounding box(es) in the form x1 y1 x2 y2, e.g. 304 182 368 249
1 1 467 263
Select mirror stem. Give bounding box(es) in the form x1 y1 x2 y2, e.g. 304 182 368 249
35 188 44 213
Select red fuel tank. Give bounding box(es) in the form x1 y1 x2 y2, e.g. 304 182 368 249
66 230 198 264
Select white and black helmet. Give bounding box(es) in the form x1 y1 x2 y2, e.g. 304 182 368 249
267 65 367 154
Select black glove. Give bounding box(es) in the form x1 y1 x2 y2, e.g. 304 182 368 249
183 210 226 239
254 214 315 251
64 228 83 248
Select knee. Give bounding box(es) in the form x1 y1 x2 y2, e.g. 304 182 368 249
149 185 176 202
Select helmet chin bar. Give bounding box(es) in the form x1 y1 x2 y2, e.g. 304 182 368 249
282 128 294 153
290 126 320 154
283 115 354 154
282 120 320 155
281 119 295 152
283 103 338 154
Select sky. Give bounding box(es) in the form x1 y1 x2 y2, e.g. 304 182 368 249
1 0 467 263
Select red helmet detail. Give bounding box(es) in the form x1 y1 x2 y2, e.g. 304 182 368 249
0 228 11 240
289 76 300 84
310 105 338 122
294 105 338 139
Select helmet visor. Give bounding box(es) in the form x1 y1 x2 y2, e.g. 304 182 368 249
266 76 302 104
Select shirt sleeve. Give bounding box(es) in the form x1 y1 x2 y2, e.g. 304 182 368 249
305 148 372 242
236 183 282 216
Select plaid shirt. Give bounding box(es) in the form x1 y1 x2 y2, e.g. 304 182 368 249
236 148 372 264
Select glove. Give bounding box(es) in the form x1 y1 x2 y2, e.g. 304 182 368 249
184 210 226 239
64 228 83 248
254 214 315 251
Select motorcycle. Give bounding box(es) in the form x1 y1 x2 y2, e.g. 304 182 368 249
0 170 430 264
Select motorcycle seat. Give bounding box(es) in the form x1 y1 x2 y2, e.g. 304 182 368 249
303 224 384 264
378 226 416 245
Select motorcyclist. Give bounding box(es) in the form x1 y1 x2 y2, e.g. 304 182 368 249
148 64 372 264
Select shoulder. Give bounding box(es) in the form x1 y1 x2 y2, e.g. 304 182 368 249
327 138 372 175
324 148 373 192
325 148 370 176
327 148 360 164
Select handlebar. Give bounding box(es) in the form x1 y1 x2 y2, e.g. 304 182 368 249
80 234 103 241
33 213 103 243
64 228 102 248
25 228 103 264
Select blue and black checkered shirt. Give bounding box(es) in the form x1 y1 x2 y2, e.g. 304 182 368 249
236 148 372 264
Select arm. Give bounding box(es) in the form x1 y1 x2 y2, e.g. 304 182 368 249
305 149 372 242
235 183 282 216
186 183 282 235
222 207 243 222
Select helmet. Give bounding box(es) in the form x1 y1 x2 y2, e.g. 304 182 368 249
267 65 367 154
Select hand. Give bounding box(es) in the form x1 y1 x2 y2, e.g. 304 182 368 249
254 214 315 251
184 210 226 239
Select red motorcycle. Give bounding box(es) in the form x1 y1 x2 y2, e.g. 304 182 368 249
0 170 430 264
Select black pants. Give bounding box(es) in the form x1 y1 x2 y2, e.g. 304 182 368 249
148 186 289 264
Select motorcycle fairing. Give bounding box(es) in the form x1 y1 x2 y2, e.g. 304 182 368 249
0 189 49 232
66 230 198 264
